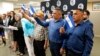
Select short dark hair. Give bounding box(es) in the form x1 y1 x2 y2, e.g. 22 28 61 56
84 10 90 16
55 7 61 10
11 11 15 15
76 9 84 13
3 14 6 17
55 7 63 14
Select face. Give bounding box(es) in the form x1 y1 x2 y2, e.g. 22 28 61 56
15 15 20 21
83 12 88 19
47 14 52 19
2 14 6 20
10 11 14 17
52 10 62 20
7 12 11 17
73 10 84 23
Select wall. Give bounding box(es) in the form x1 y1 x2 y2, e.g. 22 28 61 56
0 2 13 14
87 2 100 37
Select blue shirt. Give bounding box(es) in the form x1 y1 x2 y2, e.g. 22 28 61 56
62 20 94 56
35 18 67 43
21 18 34 37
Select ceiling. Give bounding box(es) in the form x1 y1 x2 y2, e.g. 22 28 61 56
0 0 43 3
0 0 100 8
0 0 100 3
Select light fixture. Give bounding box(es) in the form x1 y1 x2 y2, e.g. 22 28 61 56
44 0 50 1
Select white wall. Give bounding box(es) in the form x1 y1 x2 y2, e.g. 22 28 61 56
0 2 14 14
87 2 100 37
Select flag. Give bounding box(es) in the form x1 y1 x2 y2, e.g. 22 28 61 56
29 5 35 16
21 4 26 11
64 14 75 29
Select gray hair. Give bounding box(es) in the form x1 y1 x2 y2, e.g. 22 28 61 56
15 13 22 19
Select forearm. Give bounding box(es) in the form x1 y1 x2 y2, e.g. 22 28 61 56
34 17 49 27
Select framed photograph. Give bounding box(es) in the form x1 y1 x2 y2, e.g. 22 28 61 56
92 2 100 11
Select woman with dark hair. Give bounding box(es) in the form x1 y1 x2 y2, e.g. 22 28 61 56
8 11 16 26
8 11 16 50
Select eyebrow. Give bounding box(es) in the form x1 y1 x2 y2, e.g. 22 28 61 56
52 13 56 14
73 13 77 15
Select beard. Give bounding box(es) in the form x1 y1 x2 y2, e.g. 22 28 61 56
83 18 87 20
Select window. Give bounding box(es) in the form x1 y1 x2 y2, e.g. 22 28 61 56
93 2 100 11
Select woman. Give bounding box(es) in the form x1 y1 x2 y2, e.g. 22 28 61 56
13 13 25 55
21 10 35 56
8 11 16 49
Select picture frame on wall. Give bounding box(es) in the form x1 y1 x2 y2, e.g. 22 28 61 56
92 2 100 11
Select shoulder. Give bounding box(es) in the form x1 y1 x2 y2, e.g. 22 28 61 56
46 18 54 23
83 21 93 31
85 20 93 27
21 18 29 22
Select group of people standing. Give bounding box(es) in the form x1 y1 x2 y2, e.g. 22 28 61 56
0 7 94 56
22 7 94 56
0 11 25 56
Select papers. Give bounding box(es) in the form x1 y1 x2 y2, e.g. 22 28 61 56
0 25 18 30
8 26 18 30
0 25 5 28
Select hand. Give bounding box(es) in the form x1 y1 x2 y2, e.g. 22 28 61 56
59 27 65 34
8 26 18 30
44 44 48 50
32 13 37 18
29 37 33 43
44 40 49 50
60 48 65 55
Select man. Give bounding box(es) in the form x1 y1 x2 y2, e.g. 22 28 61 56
83 10 93 26
60 9 94 56
35 8 66 56
83 10 90 20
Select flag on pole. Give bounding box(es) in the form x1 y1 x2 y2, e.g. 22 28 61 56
64 14 75 30
21 4 26 11
29 5 35 16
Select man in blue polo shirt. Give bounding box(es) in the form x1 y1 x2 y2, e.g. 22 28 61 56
60 9 94 56
34 8 67 56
